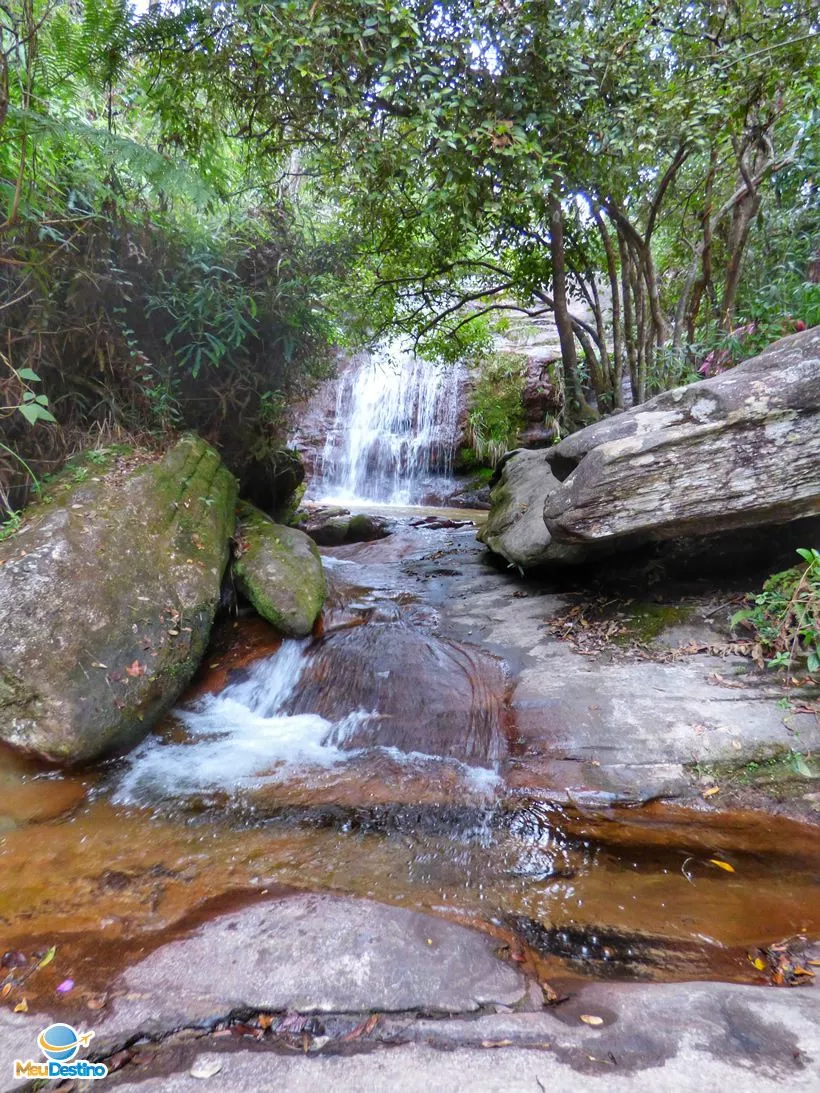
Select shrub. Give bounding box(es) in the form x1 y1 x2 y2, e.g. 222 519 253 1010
731 549 820 673
466 353 527 467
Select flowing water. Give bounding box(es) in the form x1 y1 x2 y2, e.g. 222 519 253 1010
1 379 818 1017
2 532 819 1013
316 343 464 504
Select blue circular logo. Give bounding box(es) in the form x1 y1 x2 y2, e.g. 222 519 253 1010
38 1023 81 1062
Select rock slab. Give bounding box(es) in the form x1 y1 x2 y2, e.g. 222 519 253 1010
99 894 528 1036
481 328 820 568
0 436 236 764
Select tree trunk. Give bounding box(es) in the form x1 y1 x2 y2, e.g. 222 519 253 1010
720 190 762 329
618 231 638 404
592 204 623 408
549 190 585 428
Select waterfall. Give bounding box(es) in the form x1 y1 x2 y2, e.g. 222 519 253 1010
316 343 463 505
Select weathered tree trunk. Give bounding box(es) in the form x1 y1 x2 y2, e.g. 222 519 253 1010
685 145 718 345
549 191 585 428
592 204 624 408
618 232 638 404
588 278 615 411
720 138 771 330
721 192 762 329
632 259 648 404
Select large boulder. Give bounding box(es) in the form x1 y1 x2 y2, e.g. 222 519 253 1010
480 328 820 568
0 436 237 764
233 503 326 636
286 615 507 766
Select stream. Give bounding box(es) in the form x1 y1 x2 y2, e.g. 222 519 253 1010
1 510 818 1014
1 347 817 1020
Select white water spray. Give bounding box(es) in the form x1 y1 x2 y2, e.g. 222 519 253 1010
317 343 463 505
113 642 369 802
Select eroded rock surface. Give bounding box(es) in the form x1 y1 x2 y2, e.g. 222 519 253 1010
0 436 236 764
481 328 820 568
287 616 507 766
233 503 326 637
97 893 528 1036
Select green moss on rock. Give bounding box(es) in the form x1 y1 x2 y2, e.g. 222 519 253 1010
0 434 237 765
234 502 326 637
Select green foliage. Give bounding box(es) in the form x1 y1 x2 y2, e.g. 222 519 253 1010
1 0 817 512
0 1 345 511
466 354 527 467
731 549 820 673
0 509 24 542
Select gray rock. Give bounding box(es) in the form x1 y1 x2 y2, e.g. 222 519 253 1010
0 436 236 764
98 894 528 1038
478 448 582 568
481 328 820 568
90 980 820 1093
301 510 394 546
233 503 326 637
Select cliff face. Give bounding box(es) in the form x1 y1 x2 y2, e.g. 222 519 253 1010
288 351 356 487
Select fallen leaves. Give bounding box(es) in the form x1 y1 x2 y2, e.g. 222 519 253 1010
1 944 61 1005
702 786 721 799
125 659 146 677
342 1014 380 1041
37 945 57 970
579 1014 604 1026
708 859 735 873
749 938 817 987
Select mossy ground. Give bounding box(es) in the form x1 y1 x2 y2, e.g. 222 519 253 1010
612 602 694 645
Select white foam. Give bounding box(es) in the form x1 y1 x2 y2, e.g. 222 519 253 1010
112 640 502 805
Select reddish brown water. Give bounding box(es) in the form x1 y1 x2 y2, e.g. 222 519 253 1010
1 515 818 1014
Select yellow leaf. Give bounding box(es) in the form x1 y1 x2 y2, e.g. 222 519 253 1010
13 999 27 1013
580 1014 604 1026
0 983 11 999
702 786 720 798
708 859 735 873
37 945 57 969
752 956 767 971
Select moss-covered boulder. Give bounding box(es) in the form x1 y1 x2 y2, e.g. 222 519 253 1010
234 503 325 636
0 436 237 765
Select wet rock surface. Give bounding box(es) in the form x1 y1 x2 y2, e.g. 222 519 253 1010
93 893 528 1040
287 617 507 765
3 970 817 1092
234 503 326 637
317 517 818 811
0 509 818 1093
0 436 236 764
296 506 395 545
481 328 820 568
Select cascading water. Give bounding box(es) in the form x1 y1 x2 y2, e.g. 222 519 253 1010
316 342 463 505
113 642 371 803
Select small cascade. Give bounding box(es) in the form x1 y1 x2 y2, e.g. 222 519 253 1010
114 643 370 802
317 343 463 505
113 629 501 805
